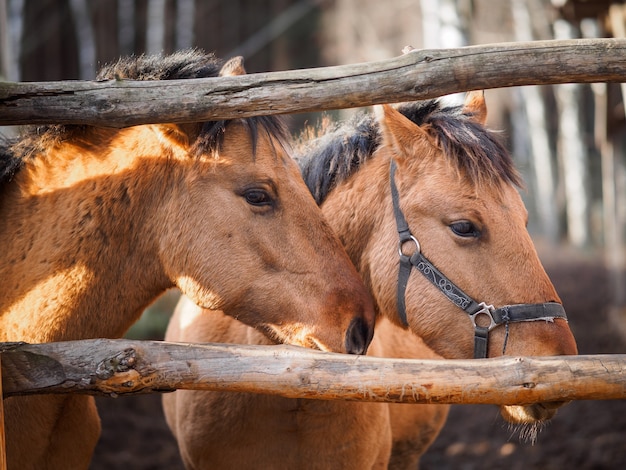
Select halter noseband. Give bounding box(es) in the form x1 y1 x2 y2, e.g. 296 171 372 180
389 160 567 358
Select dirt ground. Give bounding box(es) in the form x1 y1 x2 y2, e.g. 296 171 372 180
90 246 626 470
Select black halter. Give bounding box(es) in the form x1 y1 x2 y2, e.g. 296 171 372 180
389 160 567 358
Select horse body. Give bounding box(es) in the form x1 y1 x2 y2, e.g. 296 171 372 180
164 298 445 470
0 51 375 470
163 92 577 469
2 126 175 342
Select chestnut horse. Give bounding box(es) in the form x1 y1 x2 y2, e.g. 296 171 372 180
163 92 578 469
0 51 375 470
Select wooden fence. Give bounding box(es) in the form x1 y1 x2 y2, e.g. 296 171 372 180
2 38 626 127
2 340 625 403
1 37 626 467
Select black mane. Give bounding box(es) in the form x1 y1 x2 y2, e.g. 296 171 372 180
298 100 522 205
96 49 223 81
0 137 23 187
1 49 289 188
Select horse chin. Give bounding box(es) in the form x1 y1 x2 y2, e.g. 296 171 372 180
500 401 566 424
257 324 327 352
499 402 568 443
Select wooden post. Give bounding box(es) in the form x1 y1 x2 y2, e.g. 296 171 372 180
607 4 626 341
0 356 7 470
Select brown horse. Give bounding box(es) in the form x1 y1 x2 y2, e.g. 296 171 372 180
0 50 376 470
163 92 578 469
165 299 447 470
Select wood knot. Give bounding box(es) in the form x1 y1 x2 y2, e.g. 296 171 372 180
95 348 137 380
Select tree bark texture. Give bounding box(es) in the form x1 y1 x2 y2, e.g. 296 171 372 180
1 340 624 404
1 38 626 127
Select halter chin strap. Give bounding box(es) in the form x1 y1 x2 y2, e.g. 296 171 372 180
389 159 567 358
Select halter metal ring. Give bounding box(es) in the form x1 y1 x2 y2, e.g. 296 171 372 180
398 235 421 258
469 302 498 331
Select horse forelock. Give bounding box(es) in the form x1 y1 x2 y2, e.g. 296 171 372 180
395 101 523 190
191 115 291 161
297 100 522 206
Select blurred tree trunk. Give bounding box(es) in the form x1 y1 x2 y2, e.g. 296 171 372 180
68 0 96 79
0 0 9 80
93 0 119 65
419 0 469 49
554 18 589 247
134 0 148 54
511 0 559 243
420 0 469 105
146 0 165 54
175 0 195 51
20 0 79 80
117 0 135 56
3 0 24 82
0 0 22 137
606 4 626 339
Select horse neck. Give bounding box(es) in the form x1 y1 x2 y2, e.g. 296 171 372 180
0 126 173 342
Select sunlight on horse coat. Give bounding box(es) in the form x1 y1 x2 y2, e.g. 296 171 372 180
0 51 375 470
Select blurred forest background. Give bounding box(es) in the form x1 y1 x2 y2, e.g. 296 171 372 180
1 0 625 335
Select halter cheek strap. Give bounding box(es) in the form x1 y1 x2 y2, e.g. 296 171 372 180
390 159 568 359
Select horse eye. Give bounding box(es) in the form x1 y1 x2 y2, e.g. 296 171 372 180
244 189 273 206
450 221 480 238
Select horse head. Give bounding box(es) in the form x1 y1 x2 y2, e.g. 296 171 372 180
309 91 577 428
139 54 375 355
0 50 376 355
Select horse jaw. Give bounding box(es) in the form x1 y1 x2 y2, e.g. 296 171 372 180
500 401 568 442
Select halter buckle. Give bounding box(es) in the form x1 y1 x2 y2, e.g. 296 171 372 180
398 235 421 259
469 302 497 331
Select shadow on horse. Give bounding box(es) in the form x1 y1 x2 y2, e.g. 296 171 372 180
163 92 577 469
0 50 376 470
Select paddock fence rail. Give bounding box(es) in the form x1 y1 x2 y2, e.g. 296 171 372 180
1 339 625 403
1 37 626 467
2 38 626 127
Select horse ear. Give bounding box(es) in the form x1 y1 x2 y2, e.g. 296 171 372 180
219 56 246 76
462 90 487 125
376 104 430 160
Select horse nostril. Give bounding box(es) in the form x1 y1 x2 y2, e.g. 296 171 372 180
345 316 374 355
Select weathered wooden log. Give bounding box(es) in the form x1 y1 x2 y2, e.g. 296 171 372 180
0 357 6 470
1 38 625 127
1 340 624 404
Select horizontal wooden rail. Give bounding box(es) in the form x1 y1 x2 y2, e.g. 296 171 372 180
1 38 626 127
1 339 624 404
